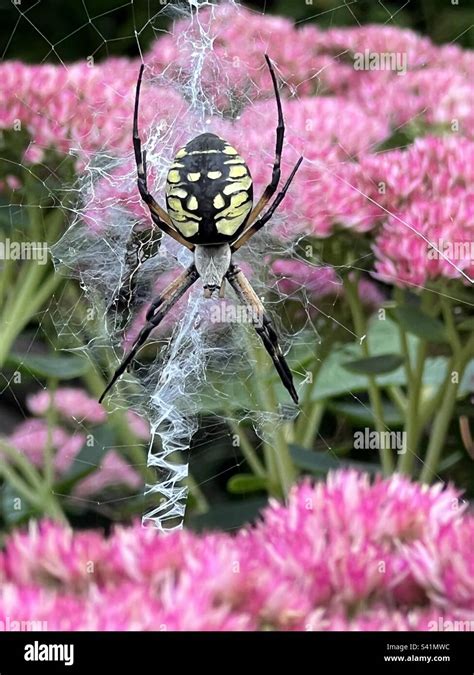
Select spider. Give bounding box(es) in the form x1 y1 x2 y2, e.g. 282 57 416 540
99 55 302 405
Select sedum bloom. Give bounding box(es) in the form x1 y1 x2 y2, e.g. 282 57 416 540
367 136 474 286
27 388 107 425
0 471 471 631
6 389 144 499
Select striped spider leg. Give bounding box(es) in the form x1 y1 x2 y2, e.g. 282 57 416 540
99 263 199 403
107 223 162 326
133 64 195 252
226 263 298 404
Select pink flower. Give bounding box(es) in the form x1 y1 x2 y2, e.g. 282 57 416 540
7 418 142 498
27 388 106 425
126 411 150 440
405 519 474 610
146 4 329 104
73 451 142 499
0 471 471 631
271 261 384 309
3 521 108 590
7 419 84 473
373 193 474 287
272 260 340 297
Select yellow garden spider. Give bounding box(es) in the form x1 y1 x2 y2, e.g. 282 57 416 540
99 55 302 405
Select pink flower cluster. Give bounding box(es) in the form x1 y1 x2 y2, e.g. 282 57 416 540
270 260 384 310
149 6 474 136
0 471 472 631
1 2 473 289
6 388 147 498
367 136 474 286
0 58 189 171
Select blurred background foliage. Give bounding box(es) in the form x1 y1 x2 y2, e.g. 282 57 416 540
0 0 472 64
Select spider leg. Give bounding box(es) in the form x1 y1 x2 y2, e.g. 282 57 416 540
231 156 303 252
245 55 285 227
99 263 200 403
145 263 198 321
133 64 194 251
108 223 162 323
226 263 298 404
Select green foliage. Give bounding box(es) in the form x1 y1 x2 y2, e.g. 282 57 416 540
7 352 89 379
1 0 471 66
342 354 405 375
393 304 447 343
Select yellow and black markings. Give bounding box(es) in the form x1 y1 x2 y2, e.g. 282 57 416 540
165 133 253 244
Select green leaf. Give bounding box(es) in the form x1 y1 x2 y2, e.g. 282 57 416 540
457 318 474 332
1 484 34 525
289 445 380 475
376 128 413 152
394 305 447 343
459 359 474 396
309 318 448 401
227 474 267 495
187 498 266 532
343 354 404 375
7 352 89 379
328 400 404 427
437 450 464 473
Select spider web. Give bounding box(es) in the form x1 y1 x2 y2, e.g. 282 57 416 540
0 0 472 531
49 0 307 530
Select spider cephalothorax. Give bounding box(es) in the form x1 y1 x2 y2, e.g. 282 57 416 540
99 56 302 405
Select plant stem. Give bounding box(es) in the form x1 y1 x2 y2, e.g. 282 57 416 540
42 494 68 522
266 378 297 496
0 262 44 366
0 463 41 509
386 386 406 415
0 264 61 368
0 439 43 489
294 353 326 447
242 331 278 492
0 439 66 522
343 274 394 474
440 293 462 353
0 256 14 305
299 402 325 449
226 415 266 477
245 329 296 496
44 379 58 489
394 288 412 381
420 335 474 483
183 474 209 513
419 366 460 483
398 341 426 475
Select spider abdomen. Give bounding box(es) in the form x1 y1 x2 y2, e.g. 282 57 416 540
165 133 253 245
